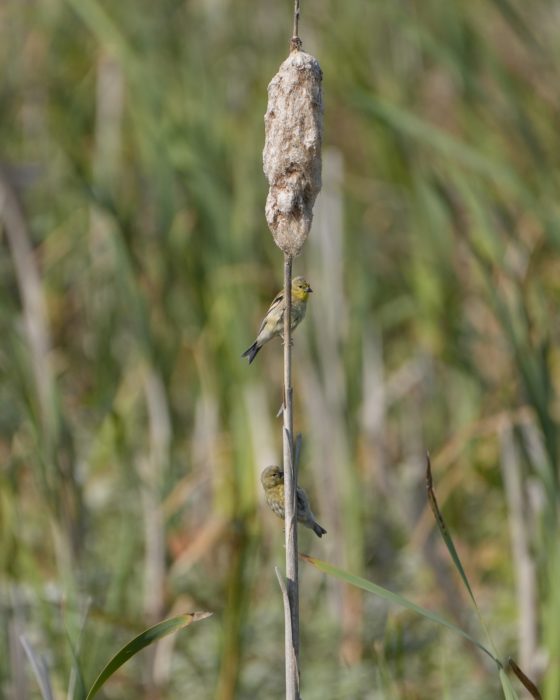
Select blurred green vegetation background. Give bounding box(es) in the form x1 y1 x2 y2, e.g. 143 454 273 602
1 0 560 698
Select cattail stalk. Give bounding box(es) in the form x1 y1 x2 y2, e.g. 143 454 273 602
282 254 300 698
263 2 322 696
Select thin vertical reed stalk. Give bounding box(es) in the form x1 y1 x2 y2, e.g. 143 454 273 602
283 254 300 699
292 0 301 45
0 170 55 437
499 423 538 676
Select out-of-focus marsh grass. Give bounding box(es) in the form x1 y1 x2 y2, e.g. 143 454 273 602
1 0 559 697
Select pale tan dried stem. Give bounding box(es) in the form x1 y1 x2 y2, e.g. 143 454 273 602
0 170 55 437
282 254 300 699
291 0 301 50
275 567 300 699
499 422 539 677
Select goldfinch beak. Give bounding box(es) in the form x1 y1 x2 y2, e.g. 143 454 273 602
307 287 313 293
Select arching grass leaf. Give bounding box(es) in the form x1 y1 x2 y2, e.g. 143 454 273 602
300 554 497 664
85 611 212 700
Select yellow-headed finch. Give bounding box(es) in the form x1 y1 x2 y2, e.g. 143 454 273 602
242 276 312 364
261 465 326 538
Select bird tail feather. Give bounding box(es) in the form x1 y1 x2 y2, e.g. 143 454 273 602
313 522 327 538
242 342 261 364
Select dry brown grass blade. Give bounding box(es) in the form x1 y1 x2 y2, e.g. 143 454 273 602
411 407 533 551
425 453 453 551
425 453 498 659
508 658 542 700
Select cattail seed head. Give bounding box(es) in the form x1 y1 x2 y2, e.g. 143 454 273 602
263 49 323 257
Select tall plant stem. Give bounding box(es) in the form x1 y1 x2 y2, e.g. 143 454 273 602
291 0 302 51
283 254 300 699
292 0 301 40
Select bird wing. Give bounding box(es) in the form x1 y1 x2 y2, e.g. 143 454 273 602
296 487 307 511
257 291 284 335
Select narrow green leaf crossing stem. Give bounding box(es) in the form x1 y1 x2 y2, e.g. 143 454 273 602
301 555 499 665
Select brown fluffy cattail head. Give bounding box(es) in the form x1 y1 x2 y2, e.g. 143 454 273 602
263 49 323 258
